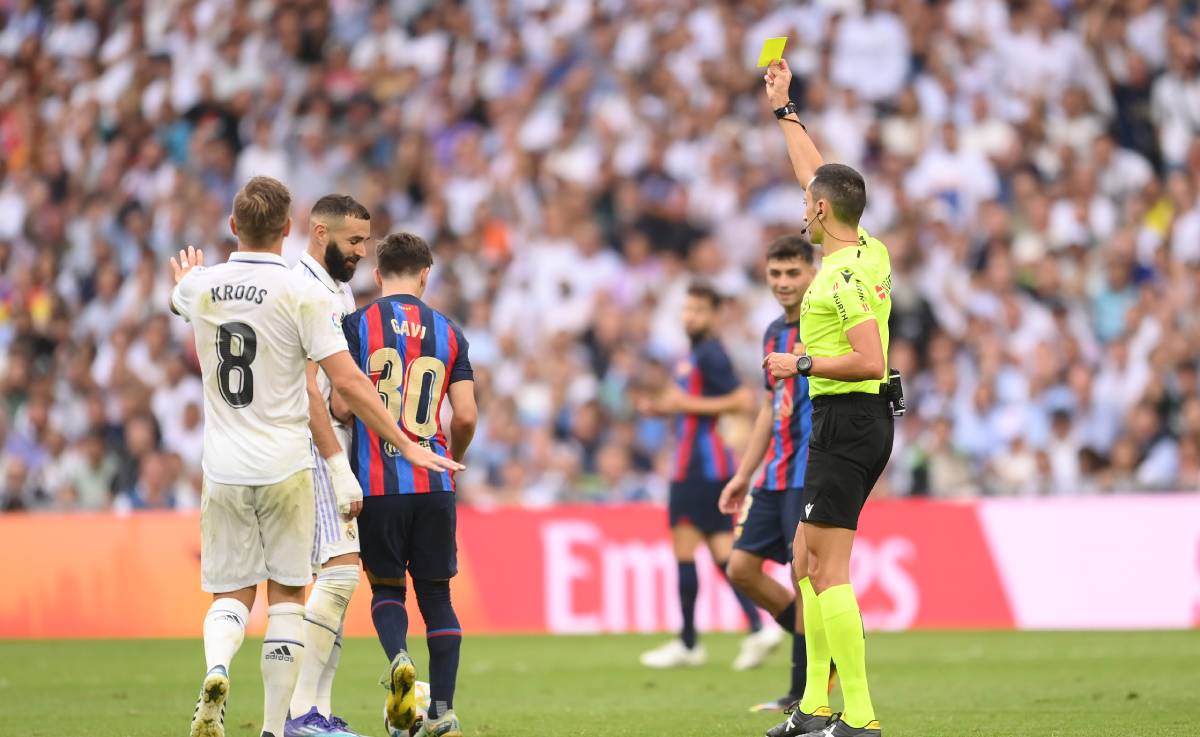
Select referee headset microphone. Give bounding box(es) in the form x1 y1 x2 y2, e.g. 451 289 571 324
804 201 858 245
798 196 856 245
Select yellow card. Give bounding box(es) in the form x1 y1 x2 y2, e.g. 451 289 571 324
757 37 787 67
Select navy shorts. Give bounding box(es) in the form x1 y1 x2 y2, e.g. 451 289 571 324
358 493 458 581
732 486 804 564
668 479 734 534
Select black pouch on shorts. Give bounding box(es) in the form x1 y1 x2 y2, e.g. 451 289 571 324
885 369 906 416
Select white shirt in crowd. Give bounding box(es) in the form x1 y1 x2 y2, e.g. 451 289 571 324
831 9 910 103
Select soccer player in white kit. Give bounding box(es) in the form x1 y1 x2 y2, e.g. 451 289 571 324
285 195 374 737
171 177 461 737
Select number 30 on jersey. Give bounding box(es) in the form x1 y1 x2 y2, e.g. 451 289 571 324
368 348 445 444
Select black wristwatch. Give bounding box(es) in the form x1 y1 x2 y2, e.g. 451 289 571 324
795 354 813 377
773 100 799 120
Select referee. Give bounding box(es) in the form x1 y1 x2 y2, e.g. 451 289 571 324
761 59 893 737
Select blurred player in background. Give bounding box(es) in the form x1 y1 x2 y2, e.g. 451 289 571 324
763 58 893 737
285 195 373 737
719 236 821 713
333 233 477 737
637 283 781 671
171 178 461 737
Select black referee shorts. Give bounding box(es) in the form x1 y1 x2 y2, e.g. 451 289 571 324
801 392 894 531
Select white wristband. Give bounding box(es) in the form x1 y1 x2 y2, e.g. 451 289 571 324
325 451 362 514
326 451 353 478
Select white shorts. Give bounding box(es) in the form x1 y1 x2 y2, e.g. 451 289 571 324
201 468 315 592
312 451 360 567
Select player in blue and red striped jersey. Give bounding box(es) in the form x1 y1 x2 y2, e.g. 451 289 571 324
718 235 828 713
333 233 476 737
637 284 780 671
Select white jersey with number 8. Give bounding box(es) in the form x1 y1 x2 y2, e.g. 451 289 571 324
171 251 348 486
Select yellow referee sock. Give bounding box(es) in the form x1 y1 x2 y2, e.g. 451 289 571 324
796 577 831 714
819 584 876 728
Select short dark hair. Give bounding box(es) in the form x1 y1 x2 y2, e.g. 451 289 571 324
377 232 432 277
310 194 370 222
233 176 291 246
686 282 722 308
765 235 815 264
809 163 867 225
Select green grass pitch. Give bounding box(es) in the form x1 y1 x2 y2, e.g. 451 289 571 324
2 631 1197 736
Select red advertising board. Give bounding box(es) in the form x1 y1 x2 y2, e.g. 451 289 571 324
1 498 1196 638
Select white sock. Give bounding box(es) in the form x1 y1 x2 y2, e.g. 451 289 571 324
290 565 358 717
315 625 344 716
261 602 305 737
203 598 249 674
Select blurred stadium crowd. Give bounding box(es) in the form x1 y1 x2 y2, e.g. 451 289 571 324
2 0 1200 512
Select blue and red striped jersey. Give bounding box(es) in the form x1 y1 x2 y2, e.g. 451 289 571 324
671 337 738 482
343 294 473 495
756 317 812 491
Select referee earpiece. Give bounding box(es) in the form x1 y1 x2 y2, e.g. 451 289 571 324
800 203 826 236
800 207 823 236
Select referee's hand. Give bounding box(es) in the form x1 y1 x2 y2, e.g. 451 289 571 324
763 351 800 379
764 59 792 108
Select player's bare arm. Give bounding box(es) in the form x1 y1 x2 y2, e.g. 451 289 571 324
718 395 775 515
640 384 752 416
329 384 351 424
447 380 478 463
307 362 343 458
318 350 465 474
645 385 754 417
764 320 885 382
306 361 363 519
765 59 824 191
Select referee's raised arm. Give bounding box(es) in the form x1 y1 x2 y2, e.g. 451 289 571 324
760 58 895 737
764 60 823 190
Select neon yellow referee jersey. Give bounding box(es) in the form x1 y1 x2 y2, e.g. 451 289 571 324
799 226 892 396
